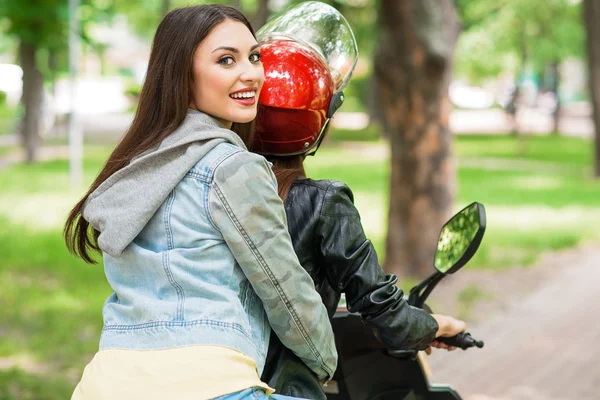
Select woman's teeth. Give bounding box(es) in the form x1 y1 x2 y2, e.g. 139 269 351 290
230 92 255 99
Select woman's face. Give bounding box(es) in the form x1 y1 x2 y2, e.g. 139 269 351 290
190 19 264 129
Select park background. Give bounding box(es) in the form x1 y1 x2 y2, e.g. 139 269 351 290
1 0 599 399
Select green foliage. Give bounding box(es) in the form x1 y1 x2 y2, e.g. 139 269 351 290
340 72 371 112
124 81 142 99
0 0 68 49
282 0 378 56
0 0 115 76
114 0 236 38
454 0 585 81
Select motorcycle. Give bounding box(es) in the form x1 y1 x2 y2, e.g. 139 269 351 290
323 202 487 400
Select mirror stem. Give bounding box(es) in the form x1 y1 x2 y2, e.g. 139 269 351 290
408 270 443 308
415 272 445 308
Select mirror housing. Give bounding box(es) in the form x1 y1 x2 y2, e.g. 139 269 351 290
408 202 486 308
434 202 486 275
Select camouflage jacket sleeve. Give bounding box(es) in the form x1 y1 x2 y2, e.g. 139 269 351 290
208 150 337 381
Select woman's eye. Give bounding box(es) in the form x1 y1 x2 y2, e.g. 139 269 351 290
249 53 261 63
218 56 234 66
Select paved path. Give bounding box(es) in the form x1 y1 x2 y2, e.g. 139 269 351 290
427 246 600 400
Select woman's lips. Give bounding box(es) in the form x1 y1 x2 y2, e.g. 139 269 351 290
230 93 256 106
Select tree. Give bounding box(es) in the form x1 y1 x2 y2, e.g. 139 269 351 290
584 0 600 178
454 0 584 135
374 0 459 279
0 0 113 162
162 0 172 16
250 0 269 30
0 0 67 161
118 0 272 38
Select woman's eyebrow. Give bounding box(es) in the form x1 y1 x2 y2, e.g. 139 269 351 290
212 44 260 54
212 46 239 54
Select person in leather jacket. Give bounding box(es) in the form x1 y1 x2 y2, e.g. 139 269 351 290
251 5 467 399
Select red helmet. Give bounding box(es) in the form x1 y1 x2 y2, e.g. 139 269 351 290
253 2 357 156
254 40 342 156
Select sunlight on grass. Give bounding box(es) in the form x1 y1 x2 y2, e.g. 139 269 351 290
0 367 75 400
512 176 563 190
455 135 593 166
0 193 82 230
0 149 110 396
490 206 600 232
0 146 19 158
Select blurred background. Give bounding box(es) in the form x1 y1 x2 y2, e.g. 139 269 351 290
1 0 599 399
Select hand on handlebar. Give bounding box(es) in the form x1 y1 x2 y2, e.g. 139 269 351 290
432 314 467 338
424 314 467 354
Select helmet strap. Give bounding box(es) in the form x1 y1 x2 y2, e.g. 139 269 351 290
305 118 330 157
307 90 344 157
327 91 345 118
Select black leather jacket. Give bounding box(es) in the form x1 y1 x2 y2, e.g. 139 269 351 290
260 178 439 399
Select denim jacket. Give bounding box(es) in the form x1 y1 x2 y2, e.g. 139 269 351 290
83 110 337 380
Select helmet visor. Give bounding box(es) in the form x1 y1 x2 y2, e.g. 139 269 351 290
257 1 358 92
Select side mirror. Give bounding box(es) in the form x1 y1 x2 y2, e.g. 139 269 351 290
434 202 486 274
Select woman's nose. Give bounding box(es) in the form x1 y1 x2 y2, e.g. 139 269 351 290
240 62 263 83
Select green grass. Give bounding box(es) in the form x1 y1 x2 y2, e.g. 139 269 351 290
0 104 20 136
456 134 592 166
326 124 382 142
0 147 111 397
0 146 18 158
1 134 599 396
0 368 75 400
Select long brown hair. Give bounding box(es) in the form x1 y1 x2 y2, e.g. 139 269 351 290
269 156 307 202
64 5 256 264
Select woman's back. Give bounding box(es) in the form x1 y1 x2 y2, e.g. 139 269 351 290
98 141 270 364
262 178 439 398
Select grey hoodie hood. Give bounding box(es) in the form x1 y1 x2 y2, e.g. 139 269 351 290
83 109 247 257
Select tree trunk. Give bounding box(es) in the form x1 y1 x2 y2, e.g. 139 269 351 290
584 0 600 177
374 0 459 279
161 0 171 16
508 36 527 137
19 40 44 163
251 0 269 31
550 61 561 135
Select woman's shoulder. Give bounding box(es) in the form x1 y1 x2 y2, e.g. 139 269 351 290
292 178 353 197
193 144 269 181
289 179 356 214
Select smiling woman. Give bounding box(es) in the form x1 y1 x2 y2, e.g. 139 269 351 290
189 19 264 128
64 4 336 400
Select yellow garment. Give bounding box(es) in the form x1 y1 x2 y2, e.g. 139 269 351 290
71 345 274 400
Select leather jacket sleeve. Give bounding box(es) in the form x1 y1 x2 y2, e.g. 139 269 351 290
315 181 439 351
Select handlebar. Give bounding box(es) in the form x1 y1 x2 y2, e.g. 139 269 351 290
387 331 483 360
423 303 484 350
437 332 484 350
